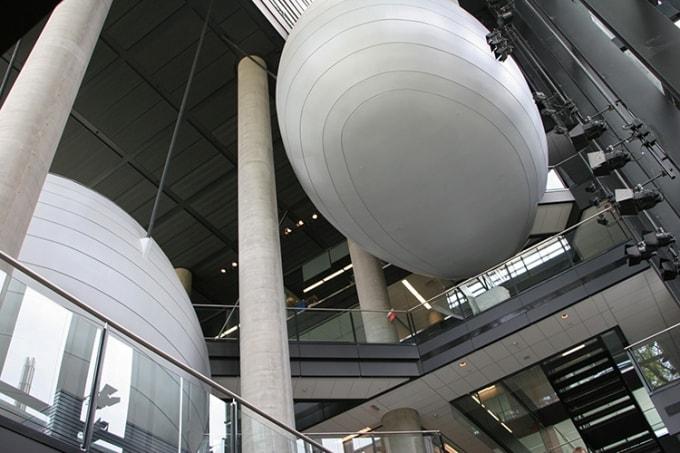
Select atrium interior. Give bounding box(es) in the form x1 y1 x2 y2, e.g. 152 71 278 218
1 0 680 452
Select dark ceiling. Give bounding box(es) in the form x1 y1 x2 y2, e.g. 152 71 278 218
0 0 345 305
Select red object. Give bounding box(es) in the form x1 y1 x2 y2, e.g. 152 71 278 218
386 311 397 322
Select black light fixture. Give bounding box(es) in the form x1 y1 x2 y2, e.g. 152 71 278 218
625 231 675 267
569 120 608 150
587 148 632 176
625 242 656 266
642 231 675 250
660 257 679 281
486 29 513 62
615 187 664 215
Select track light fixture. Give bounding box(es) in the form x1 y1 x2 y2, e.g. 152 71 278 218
625 242 656 266
569 120 608 150
642 231 675 250
615 187 664 215
487 0 514 26
587 148 632 176
486 29 513 62
626 230 675 268
660 257 680 281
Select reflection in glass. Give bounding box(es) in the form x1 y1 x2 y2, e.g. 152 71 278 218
0 274 101 448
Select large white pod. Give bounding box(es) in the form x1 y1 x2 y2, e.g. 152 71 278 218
277 0 548 279
18 174 209 374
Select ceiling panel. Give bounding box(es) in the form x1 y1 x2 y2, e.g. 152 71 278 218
169 152 234 199
107 0 185 50
24 0 344 305
127 8 205 74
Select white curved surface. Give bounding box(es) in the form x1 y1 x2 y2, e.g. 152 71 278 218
18 174 210 374
277 0 548 279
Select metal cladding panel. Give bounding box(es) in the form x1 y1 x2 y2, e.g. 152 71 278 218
19 174 210 375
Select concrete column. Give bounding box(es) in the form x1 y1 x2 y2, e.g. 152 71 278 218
348 239 399 343
175 268 192 295
381 408 426 453
0 0 112 258
237 55 295 441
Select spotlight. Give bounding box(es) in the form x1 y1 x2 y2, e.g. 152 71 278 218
297 220 304 227
283 227 292 235
660 257 680 281
615 188 664 215
312 213 319 220
231 261 238 268
569 120 607 149
486 29 513 62
625 242 656 266
587 148 632 176
642 231 675 251
220 268 227 274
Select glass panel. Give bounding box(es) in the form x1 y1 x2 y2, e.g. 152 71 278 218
195 306 229 338
90 334 182 452
307 432 453 453
240 405 300 452
630 326 680 390
0 269 102 449
408 208 629 329
295 310 356 343
207 392 238 453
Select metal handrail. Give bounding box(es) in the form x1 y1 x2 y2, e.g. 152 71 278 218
194 304 410 314
625 320 680 350
408 205 619 313
0 249 331 453
307 430 443 436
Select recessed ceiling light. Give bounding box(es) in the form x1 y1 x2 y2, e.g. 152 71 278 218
561 343 586 357
458 361 467 368
561 313 569 319
312 213 319 220
231 262 238 268
297 220 304 226
283 227 292 235
402 279 432 309
220 268 227 274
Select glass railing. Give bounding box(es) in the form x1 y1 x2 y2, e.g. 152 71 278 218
408 206 630 334
200 206 630 346
306 430 464 453
627 322 680 392
196 305 417 344
0 251 330 452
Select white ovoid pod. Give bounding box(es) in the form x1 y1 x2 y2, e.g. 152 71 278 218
277 0 548 279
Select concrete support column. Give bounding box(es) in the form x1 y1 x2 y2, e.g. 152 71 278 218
348 239 399 343
237 56 295 438
175 268 192 295
381 408 426 453
0 0 112 258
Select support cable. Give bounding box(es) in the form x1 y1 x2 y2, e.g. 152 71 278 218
0 40 21 103
146 0 215 238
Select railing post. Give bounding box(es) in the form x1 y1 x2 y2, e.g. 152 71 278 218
294 309 301 341
81 323 109 451
407 311 416 342
229 399 239 453
177 376 184 453
348 310 359 344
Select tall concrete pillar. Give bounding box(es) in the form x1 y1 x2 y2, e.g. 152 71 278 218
0 0 112 258
237 55 295 442
175 268 192 295
348 239 399 343
381 408 426 453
